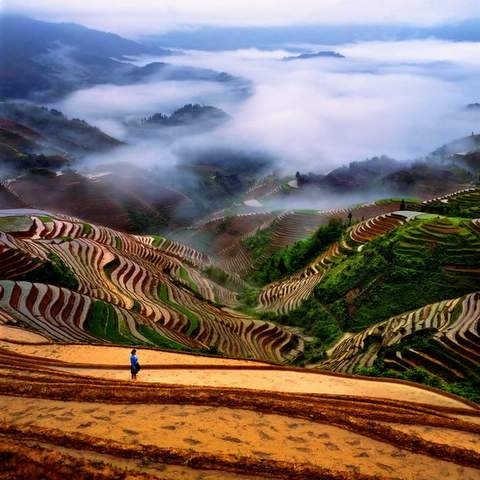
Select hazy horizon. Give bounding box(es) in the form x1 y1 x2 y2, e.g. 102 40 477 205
4 1 480 37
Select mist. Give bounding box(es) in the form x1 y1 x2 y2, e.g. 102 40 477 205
50 38 480 178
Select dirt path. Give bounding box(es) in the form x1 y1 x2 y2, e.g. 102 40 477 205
58 366 475 409
0 339 473 410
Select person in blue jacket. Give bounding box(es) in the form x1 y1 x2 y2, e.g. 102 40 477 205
130 349 140 380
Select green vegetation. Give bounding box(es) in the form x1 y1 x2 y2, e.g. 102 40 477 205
277 297 341 347
127 209 167 234
137 325 189 351
242 226 272 261
85 294 195 351
27 167 57 177
151 235 164 247
84 300 136 344
422 188 480 218
158 283 169 302
356 366 443 387
82 223 92 235
202 265 239 292
131 299 142 313
0 216 32 232
157 283 200 335
293 338 328 366
246 218 344 285
352 328 480 402
251 215 480 363
179 267 198 293
16 253 79 290
0 130 68 172
238 285 261 309
315 217 479 330
375 197 420 205
203 265 228 285
103 257 120 279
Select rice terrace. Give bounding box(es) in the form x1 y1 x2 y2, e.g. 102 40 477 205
2 3 480 478
1 187 480 479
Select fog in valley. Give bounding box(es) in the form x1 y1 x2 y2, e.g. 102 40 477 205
51 39 480 179
3 1 480 216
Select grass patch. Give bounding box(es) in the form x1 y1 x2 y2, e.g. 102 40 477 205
151 235 164 247
0 216 32 232
84 300 136 344
242 226 273 265
264 215 480 358
246 218 344 286
158 283 169 301
203 265 238 291
179 267 198 293
16 253 79 290
421 188 480 218
82 223 92 235
138 325 189 351
131 299 142 313
157 284 199 335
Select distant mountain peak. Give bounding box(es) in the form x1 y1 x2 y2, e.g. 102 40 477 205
466 103 480 111
144 104 230 127
283 51 345 61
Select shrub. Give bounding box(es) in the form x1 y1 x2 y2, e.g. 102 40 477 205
248 218 344 285
16 253 79 290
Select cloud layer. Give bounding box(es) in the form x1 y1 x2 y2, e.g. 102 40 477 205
53 39 480 174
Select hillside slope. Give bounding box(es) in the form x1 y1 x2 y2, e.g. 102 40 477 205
228 188 480 399
0 14 168 99
0 211 300 362
0 15 246 100
0 101 123 157
322 291 480 401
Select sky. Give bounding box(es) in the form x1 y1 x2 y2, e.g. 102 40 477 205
5 0 480 37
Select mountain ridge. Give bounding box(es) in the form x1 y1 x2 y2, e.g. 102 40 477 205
144 19 480 50
0 14 247 100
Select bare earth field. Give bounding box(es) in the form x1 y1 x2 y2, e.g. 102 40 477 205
1 325 479 480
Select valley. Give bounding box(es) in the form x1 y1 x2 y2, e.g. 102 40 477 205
1 8 480 479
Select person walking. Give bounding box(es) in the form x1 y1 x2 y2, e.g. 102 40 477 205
130 349 140 380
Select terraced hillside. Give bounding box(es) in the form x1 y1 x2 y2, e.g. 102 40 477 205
245 200 480 375
0 327 479 480
174 200 402 280
422 187 480 217
0 211 301 362
173 212 277 275
322 292 480 401
257 211 417 315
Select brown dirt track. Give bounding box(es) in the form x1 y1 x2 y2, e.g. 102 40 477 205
1 326 479 480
